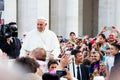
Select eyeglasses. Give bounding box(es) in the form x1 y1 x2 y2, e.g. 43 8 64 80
106 52 110 54
91 56 97 57
100 65 104 66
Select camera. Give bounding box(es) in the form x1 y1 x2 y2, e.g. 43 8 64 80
107 27 112 30
0 24 17 38
56 70 67 77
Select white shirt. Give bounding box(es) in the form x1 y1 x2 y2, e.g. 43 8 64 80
68 61 82 80
20 28 60 58
106 55 114 72
74 64 82 80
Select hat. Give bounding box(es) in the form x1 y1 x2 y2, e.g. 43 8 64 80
90 39 95 44
60 38 67 43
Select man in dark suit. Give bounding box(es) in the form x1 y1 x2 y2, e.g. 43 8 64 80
109 43 120 80
69 49 90 80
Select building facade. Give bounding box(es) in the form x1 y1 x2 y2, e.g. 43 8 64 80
2 0 120 39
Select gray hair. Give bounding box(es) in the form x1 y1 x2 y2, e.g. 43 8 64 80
91 51 100 57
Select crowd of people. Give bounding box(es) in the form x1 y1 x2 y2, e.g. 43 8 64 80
0 17 120 80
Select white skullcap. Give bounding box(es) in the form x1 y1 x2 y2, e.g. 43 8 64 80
37 17 48 24
38 17 47 21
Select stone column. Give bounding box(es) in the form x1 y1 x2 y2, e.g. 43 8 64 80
78 0 83 36
17 0 37 39
99 0 120 36
99 0 116 31
50 0 67 37
65 0 79 38
115 0 120 29
4 0 17 23
50 0 79 38
37 0 49 28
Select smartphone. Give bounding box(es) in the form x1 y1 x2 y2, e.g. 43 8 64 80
56 70 67 77
107 27 112 30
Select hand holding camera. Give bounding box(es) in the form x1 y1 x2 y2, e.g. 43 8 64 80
100 26 119 34
111 26 119 33
101 26 107 33
56 70 67 77
56 68 73 80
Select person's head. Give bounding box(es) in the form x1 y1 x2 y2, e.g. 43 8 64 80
48 59 58 72
110 43 120 55
71 49 83 64
90 51 100 63
15 57 40 73
60 38 68 47
106 48 111 56
69 32 76 40
30 48 46 61
8 22 18 37
108 33 116 42
99 61 106 71
42 73 60 80
8 22 17 27
83 58 91 66
37 18 47 32
57 36 63 42
98 34 106 44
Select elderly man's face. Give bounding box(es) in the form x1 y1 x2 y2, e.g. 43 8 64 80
37 19 47 32
91 53 100 63
108 33 116 42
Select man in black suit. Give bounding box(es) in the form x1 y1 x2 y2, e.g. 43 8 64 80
109 43 120 80
69 49 90 80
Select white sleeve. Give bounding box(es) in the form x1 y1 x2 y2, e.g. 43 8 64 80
19 48 27 57
50 32 60 58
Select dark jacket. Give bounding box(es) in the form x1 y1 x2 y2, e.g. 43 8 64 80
80 64 90 80
109 52 120 80
1 37 21 58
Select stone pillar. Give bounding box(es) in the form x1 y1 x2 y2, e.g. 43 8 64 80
4 0 17 23
37 0 49 28
78 0 83 36
99 0 116 31
17 0 37 39
50 0 79 38
99 0 120 36
83 0 98 37
65 0 79 38
115 0 120 29
50 0 67 38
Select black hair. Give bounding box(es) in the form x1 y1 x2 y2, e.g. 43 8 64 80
69 32 76 36
47 59 58 68
99 34 106 39
99 34 107 42
111 43 120 50
8 22 16 26
71 49 81 57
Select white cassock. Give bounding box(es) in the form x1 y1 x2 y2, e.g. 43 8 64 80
20 28 60 58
